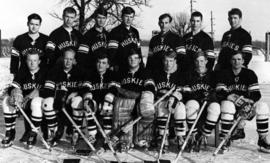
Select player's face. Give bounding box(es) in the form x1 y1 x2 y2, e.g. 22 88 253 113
191 16 202 32
28 19 41 34
63 51 75 70
231 53 244 69
163 56 176 71
228 14 241 29
96 58 109 73
122 13 135 27
128 54 141 69
26 54 40 71
95 14 107 28
195 56 208 70
159 17 171 33
63 12 76 28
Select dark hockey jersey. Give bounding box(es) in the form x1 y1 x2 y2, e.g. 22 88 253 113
10 32 49 74
108 23 141 70
216 68 261 102
153 68 186 98
78 27 109 70
185 70 217 101
46 26 83 67
217 26 252 69
11 67 47 96
82 70 117 104
43 65 85 97
147 31 185 71
183 31 215 71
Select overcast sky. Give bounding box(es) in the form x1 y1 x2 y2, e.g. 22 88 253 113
0 0 270 41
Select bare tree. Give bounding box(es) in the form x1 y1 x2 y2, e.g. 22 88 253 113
171 12 191 37
51 0 151 33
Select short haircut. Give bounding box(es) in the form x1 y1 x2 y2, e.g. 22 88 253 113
228 8 242 18
94 7 108 17
96 48 110 64
63 47 76 57
159 13 172 22
25 49 42 59
163 49 177 59
63 7 77 16
28 13 42 23
121 6 135 16
231 50 244 59
194 51 207 59
191 11 203 20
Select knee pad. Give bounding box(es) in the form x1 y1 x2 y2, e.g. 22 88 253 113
42 97 54 112
71 96 83 109
30 97 43 117
221 100 236 120
207 102 221 121
174 102 186 119
2 96 16 114
186 100 200 120
255 102 269 117
157 100 169 117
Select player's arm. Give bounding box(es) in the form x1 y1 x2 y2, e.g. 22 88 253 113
247 71 261 102
45 32 57 67
10 38 20 75
107 29 119 68
242 33 252 67
204 36 216 70
77 35 90 69
43 69 57 98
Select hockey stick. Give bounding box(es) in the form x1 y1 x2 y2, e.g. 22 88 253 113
15 103 52 152
172 101 207 163
84 100 122 163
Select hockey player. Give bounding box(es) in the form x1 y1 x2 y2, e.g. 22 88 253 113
46 7 83 68
183 11 215 72
77 7 109 71
2 49 47 148
152 50 187 152
10 13 49 75
42 48 85 146
103 47 155 151
216 51 270 152
146 13 186 71
183 51 220 152
108 6 141 71
216 8 252 70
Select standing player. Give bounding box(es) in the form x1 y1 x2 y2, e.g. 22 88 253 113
10 13 48 75
2 50 47 148
146 13 186 71
46 7 83 68
42 48 85 146
216 8 252 70
183 11 215 72
153 50 186 152
77 7 109 70
108 6 141 71
216 51 270 152
183 51 220 152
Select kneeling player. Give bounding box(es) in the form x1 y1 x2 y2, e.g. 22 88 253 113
1 50 47 148
216 51 270 152
184 52 220 152
153 50 187 152
42 48 85 146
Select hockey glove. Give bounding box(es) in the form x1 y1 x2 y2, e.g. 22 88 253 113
167 91 182 113
140 91 155 117
9 88 23 107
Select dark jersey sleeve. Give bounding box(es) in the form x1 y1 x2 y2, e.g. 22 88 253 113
242 33 252 67
107 29 119 67
10 38 20 74
247 70 261 102
204 36 215 70
43 68 57 97
45 31 58 67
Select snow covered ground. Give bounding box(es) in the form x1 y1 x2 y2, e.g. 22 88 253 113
0 55 270 162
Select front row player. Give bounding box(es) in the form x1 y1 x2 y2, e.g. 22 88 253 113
1 50 47 148
216 51 270 152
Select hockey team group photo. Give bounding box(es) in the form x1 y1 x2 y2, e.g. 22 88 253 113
1 0 270 163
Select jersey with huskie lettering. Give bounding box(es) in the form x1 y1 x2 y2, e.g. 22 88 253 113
10 32 49 74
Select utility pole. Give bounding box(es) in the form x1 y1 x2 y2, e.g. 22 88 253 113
210 11 215 41
190 0 196 15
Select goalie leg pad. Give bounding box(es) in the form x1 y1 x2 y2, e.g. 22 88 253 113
2 96 17 130
202 102 221 136
113 97 136 147
156 100 170 136
220 100 236 137
42 97 58 130
255 102 269 136
30 97 43 128
140 91 155 117
174 101 186 136
186 100 200 134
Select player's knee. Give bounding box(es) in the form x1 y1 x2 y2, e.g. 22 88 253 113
30 97 43 117
2 96 16 113
207 102 221 121
42 97 54 111
157 101 169 117
174 102 186 119
71 96 83 109
255 102 269 116
186 100 200 119
221 100 236 120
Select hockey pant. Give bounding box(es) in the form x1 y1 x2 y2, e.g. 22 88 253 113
220 100 269 138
